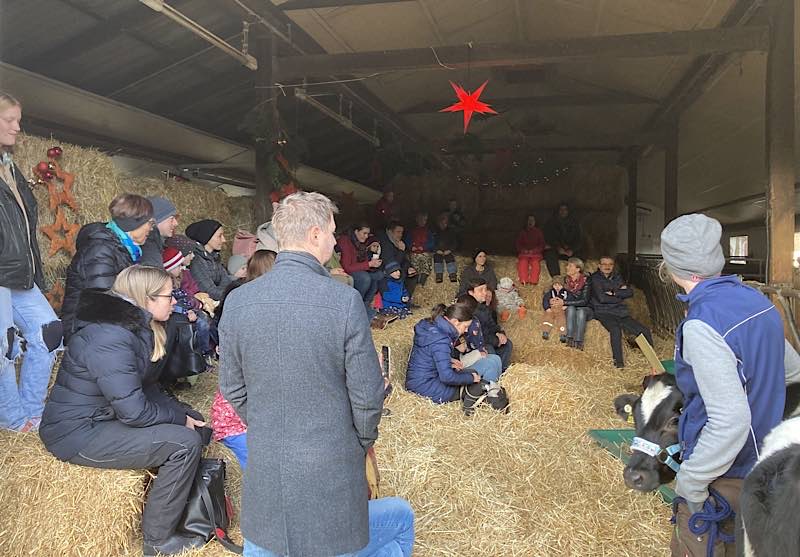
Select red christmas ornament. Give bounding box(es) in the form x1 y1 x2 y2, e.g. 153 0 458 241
36 161 50 174
439 80 497 134
42 170 54 181
47 146 63 159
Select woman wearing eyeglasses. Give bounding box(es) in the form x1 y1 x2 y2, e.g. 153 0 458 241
61 193 155 342
40 265 207 557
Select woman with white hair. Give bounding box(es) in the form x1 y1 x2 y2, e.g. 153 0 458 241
40 266 207 557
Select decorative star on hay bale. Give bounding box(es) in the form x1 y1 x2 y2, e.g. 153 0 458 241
45 280 65 312
41 208 80 256
45 160 78 212
439 80 498 134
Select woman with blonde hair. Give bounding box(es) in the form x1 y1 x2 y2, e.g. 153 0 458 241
0 92 62 433
40 265 207 557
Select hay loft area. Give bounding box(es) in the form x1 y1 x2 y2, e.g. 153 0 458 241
0 0 797 556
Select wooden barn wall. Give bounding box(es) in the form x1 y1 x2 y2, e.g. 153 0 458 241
389 164 624 257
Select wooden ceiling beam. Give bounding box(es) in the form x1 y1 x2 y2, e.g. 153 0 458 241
276 26 769 79
400 93 658 114
279 0 414 9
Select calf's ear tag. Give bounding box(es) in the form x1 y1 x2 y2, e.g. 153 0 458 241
624 404 634 424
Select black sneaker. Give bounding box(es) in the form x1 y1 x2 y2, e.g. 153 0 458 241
143 534 205 556
435 274 443 283
559 334 567 343
448 273 458 283
542 331 550 340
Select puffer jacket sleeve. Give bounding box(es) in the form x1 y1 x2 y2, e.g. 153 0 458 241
87 327 186 427
82 242 131 290
431 337 474 386
191 254 231 301
342 291 384 450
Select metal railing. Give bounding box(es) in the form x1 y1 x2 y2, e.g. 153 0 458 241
627 256 800 349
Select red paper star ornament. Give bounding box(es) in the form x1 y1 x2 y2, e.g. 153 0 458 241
41 208 80 256
45 280 65 312
439 80 498 134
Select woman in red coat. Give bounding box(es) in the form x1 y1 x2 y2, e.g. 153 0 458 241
515 215 545 285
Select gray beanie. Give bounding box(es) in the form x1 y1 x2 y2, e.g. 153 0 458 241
660 214 725 279
227 254 247 276
147 196 177 224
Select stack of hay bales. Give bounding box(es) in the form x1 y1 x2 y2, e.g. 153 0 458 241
12 134 255 290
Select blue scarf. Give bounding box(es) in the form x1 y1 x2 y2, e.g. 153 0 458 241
106 220 142 263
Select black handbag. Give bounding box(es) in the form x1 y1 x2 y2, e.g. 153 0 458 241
180 458 243 554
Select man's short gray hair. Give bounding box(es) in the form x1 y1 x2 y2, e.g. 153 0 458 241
271 191 339 249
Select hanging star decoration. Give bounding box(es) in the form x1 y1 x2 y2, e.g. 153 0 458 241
41 207 80 256
46 161 78 212
439 80 498 134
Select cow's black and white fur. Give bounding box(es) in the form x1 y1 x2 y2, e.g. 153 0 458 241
737 416 800 557
613 374 684 492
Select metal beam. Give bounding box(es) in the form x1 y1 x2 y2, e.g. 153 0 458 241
276 26 769 79
400 93 658 114
513 0 525 43
418 0 445 45
443 132 666 153
280 0 414 9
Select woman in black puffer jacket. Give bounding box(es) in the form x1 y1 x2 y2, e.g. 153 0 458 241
40 266 207 557
61 193 155 342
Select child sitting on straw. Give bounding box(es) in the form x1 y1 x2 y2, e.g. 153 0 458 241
162 247 213 358
379 261 412 319
541 275 568 341
496 277 526 322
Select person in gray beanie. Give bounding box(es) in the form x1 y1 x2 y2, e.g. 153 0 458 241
658 213 800 556
140 196 178 267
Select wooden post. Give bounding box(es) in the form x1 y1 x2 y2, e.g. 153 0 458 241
254 32 279 226
627 158 638 277
765 0 796 285
663 120 678 225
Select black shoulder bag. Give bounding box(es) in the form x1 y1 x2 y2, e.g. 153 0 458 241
180 458 243 554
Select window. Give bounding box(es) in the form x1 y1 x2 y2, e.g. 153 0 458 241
729 236 748 258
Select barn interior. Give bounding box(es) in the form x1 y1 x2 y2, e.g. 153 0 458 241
0 0 797 556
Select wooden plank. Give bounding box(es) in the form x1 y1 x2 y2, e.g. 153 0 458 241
276 26 769 79
766 0 796 285
627 159 638 273
400 93 658 114
280 0 414 9
663 122 678 225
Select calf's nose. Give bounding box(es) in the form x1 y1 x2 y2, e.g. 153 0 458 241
624 468 645 490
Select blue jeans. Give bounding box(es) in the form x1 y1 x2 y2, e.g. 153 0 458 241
193 313 212 355
487 338 513 372
221 432 248 470
0 285 61 430
566 306 591 342
468 353 502 383
351 271 384 318
243 497 414 557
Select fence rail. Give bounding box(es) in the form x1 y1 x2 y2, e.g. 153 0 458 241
628 257 800 349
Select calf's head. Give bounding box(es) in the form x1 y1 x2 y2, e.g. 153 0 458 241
613 374 683 492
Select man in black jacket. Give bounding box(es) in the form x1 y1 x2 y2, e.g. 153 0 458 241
377 221 418 301
467 277 513 371
0 92 62 432
543 203 582 278
590 256 653 368
139 196 178 267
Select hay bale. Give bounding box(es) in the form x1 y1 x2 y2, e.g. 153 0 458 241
0 432 147 557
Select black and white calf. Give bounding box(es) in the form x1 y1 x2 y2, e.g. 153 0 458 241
613 374 683 492
737 416 800 557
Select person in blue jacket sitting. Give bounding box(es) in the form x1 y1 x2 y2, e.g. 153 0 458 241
405 301 502 404
379 261 411 319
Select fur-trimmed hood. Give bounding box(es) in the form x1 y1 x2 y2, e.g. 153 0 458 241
74 289 151 334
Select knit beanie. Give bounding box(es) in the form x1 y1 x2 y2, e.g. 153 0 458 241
162 247 183 273
384 260 401 275
227 254 247 276
660 214 725 279
148 197 177 224
165 234 195 256
185 219 222 246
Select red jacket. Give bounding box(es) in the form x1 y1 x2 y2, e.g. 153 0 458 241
337 235 371 273
516 227 545 256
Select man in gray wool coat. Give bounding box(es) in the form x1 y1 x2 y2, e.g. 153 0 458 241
219 192 414 557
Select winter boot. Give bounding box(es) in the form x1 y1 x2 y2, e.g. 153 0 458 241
435 273 443 283
418 273 429 286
